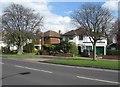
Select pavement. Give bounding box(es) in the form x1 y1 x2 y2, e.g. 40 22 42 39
1 57 119 85
23 58 53 62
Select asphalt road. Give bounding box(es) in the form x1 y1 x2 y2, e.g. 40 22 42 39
1 57 119 85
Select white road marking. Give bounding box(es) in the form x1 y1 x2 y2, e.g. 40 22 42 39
77 76 119 84
15 65 52 74
5 58 119 73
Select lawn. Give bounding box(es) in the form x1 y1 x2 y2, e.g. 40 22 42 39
45 59 120 70
2 53 47 59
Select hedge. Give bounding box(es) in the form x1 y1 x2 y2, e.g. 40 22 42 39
106 50 120 56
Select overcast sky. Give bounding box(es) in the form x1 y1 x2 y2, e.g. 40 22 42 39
0 0 119 33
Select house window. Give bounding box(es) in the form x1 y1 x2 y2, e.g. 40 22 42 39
79 35 83 40
69 36 73 40
65 37 69 41
44 37 49 41
86 46 92 52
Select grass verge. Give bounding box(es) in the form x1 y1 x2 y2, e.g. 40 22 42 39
1 53 47 59
44 59 120 70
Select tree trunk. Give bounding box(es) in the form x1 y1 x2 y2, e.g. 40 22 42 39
17 45 23 54
93 42 97 60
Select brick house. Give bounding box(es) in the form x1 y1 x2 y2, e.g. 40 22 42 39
34 30 60 50
44 30 60 45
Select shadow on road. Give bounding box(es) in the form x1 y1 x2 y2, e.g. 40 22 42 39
2 72 31 80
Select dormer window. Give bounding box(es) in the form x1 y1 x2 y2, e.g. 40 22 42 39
79 35 83 40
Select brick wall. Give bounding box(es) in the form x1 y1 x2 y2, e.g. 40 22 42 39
44 37 60 45
102 55 120 60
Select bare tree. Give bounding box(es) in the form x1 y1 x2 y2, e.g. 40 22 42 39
117 23 120 50
117 27 120 50
111 20 119 36
114 19 120 50
2 3 43 54
71 4 113 60
117 2 120 50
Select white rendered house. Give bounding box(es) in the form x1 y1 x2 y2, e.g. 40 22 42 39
62 28 107 55
0 39 32 51
0 41 6 50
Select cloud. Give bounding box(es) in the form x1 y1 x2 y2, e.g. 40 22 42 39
44 16 75 33
0 0 75 34
64 10 73 15
102 0 119 10
102 0 119 18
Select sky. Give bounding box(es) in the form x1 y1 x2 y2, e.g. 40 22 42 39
0 0 119 33
49 2 104 16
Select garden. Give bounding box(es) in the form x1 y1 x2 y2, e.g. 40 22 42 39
38 41 79 57
1 40 79 57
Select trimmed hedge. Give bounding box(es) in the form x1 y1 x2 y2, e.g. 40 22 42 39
106 50 120 56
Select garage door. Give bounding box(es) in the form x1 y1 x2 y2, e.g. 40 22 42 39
96 47 104 55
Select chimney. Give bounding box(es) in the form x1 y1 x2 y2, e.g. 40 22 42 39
59 30 61 34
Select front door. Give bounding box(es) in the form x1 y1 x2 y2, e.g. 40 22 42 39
78 46 81 54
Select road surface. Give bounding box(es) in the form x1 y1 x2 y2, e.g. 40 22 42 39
1 57 119 85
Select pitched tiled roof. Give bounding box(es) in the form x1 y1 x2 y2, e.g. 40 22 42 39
44 30 60 38
63 28 86 36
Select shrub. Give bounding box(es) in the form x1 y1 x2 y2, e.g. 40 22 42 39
42 41 79 56
70 42 79 56
1 46 10 54
107 50 120 56
55 41 79 56
1 46 17 54
56 41 71 53
32 48 38 53
43 44 56 53
23 43 34 53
